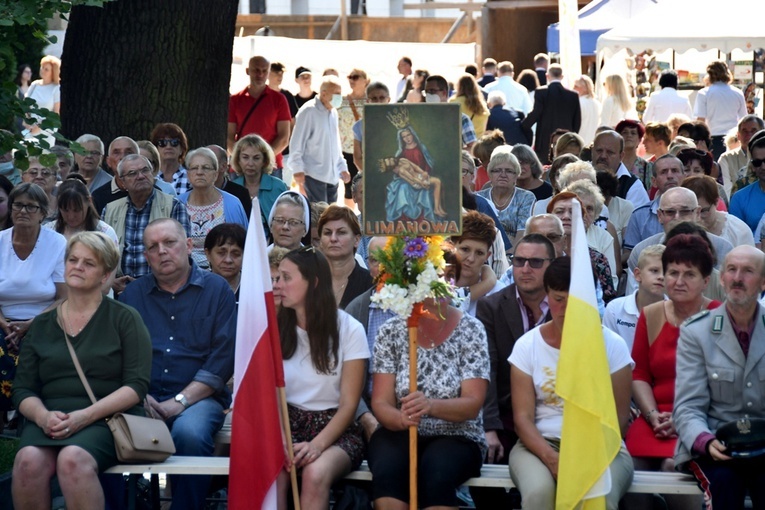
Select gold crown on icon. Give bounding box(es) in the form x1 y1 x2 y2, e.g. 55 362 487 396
386 108 410 129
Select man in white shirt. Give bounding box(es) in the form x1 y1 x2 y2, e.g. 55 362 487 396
642 70 692 124
484 61 533 115
288 76 350 204
395 56 412 101
593 130 650 209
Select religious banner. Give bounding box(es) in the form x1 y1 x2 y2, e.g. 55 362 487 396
362 103 463 237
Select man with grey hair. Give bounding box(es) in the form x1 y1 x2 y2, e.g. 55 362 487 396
92 135 140 214
73 134 112 192
674 245 765 508
625 187 733 293
102 154 190 291
289 75 350 204
485 90 531 146
622 154 684 259
206 144 251 219
719 114 765 196
484 60 532 115
119 218 236 510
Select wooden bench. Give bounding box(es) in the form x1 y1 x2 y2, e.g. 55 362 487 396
105 456 702 509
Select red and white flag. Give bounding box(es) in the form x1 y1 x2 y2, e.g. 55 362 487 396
229 198 286 509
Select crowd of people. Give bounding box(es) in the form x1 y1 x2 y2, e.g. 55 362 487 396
3 51 765 510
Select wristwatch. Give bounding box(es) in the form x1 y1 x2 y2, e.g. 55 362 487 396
174 393 190 409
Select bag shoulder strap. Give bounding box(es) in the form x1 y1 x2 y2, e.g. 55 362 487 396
60 304 98 406
236 90 268 139
347 95 361 121
643 300 667 347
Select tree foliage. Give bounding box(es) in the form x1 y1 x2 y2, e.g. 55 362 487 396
0 0 109 168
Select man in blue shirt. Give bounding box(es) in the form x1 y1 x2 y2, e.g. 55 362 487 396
119 218 236 510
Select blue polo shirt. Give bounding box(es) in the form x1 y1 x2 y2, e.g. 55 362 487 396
119 261 236 408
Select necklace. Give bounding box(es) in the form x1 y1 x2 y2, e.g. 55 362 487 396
491 188 512 210
63 300 101 336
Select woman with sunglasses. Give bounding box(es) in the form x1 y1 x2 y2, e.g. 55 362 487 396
150 122 191 195
274 247 369 510
177 147 248 269
0 183 67 411
338 69 369 208
509 257 634 510
136 140 177 196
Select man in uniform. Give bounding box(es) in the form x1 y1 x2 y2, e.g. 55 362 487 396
674 245 765 507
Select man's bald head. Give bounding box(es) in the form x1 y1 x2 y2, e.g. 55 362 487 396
658 187 700 232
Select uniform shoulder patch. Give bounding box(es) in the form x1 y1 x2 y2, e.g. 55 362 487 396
683 309 711 326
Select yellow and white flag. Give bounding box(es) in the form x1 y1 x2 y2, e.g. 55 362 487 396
555 199 620 510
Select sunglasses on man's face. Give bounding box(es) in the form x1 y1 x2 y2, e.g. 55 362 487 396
156 138 180 148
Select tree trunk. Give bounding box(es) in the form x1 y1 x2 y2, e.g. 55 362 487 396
60 0 239 149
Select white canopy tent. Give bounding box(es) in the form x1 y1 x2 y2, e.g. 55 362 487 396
595 0 763 112
546 0 657 56
596 0 765 57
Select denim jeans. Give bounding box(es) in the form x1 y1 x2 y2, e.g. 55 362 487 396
167 396 226 510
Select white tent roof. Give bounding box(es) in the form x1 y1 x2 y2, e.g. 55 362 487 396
547 0 657 55
596 0 765 55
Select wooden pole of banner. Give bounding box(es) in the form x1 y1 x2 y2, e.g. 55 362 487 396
279 386 302 510
407 304 423 510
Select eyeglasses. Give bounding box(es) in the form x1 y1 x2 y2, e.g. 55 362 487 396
272 217 305 229
156 138 181 148
752 158 765 168
489 168 516 175
25 169 54 178
189 165 216 173
121 167 152 180
347 74 362 80
512 256 552 269
699 205 713 214
296 245 316 254
544 233 564 243
11 202 41 213
658 208 696 218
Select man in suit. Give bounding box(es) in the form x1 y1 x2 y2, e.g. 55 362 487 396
674 245 765 508
478 57 497 88
522 64 581 165
472 233 555 508
533 53 549 86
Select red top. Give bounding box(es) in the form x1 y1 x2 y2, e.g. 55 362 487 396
474 165 490 190
228 86 291 167
626 300 721 457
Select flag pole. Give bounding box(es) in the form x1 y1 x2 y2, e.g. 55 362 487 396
407 304 424 510
279 386 302 510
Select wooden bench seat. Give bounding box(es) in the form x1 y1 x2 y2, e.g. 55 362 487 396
106 456 703 507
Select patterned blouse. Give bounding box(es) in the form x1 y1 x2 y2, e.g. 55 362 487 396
476 186 536 240
373 313 490 458
337 97 366 153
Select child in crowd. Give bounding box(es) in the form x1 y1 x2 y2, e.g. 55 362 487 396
603 245 665 350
